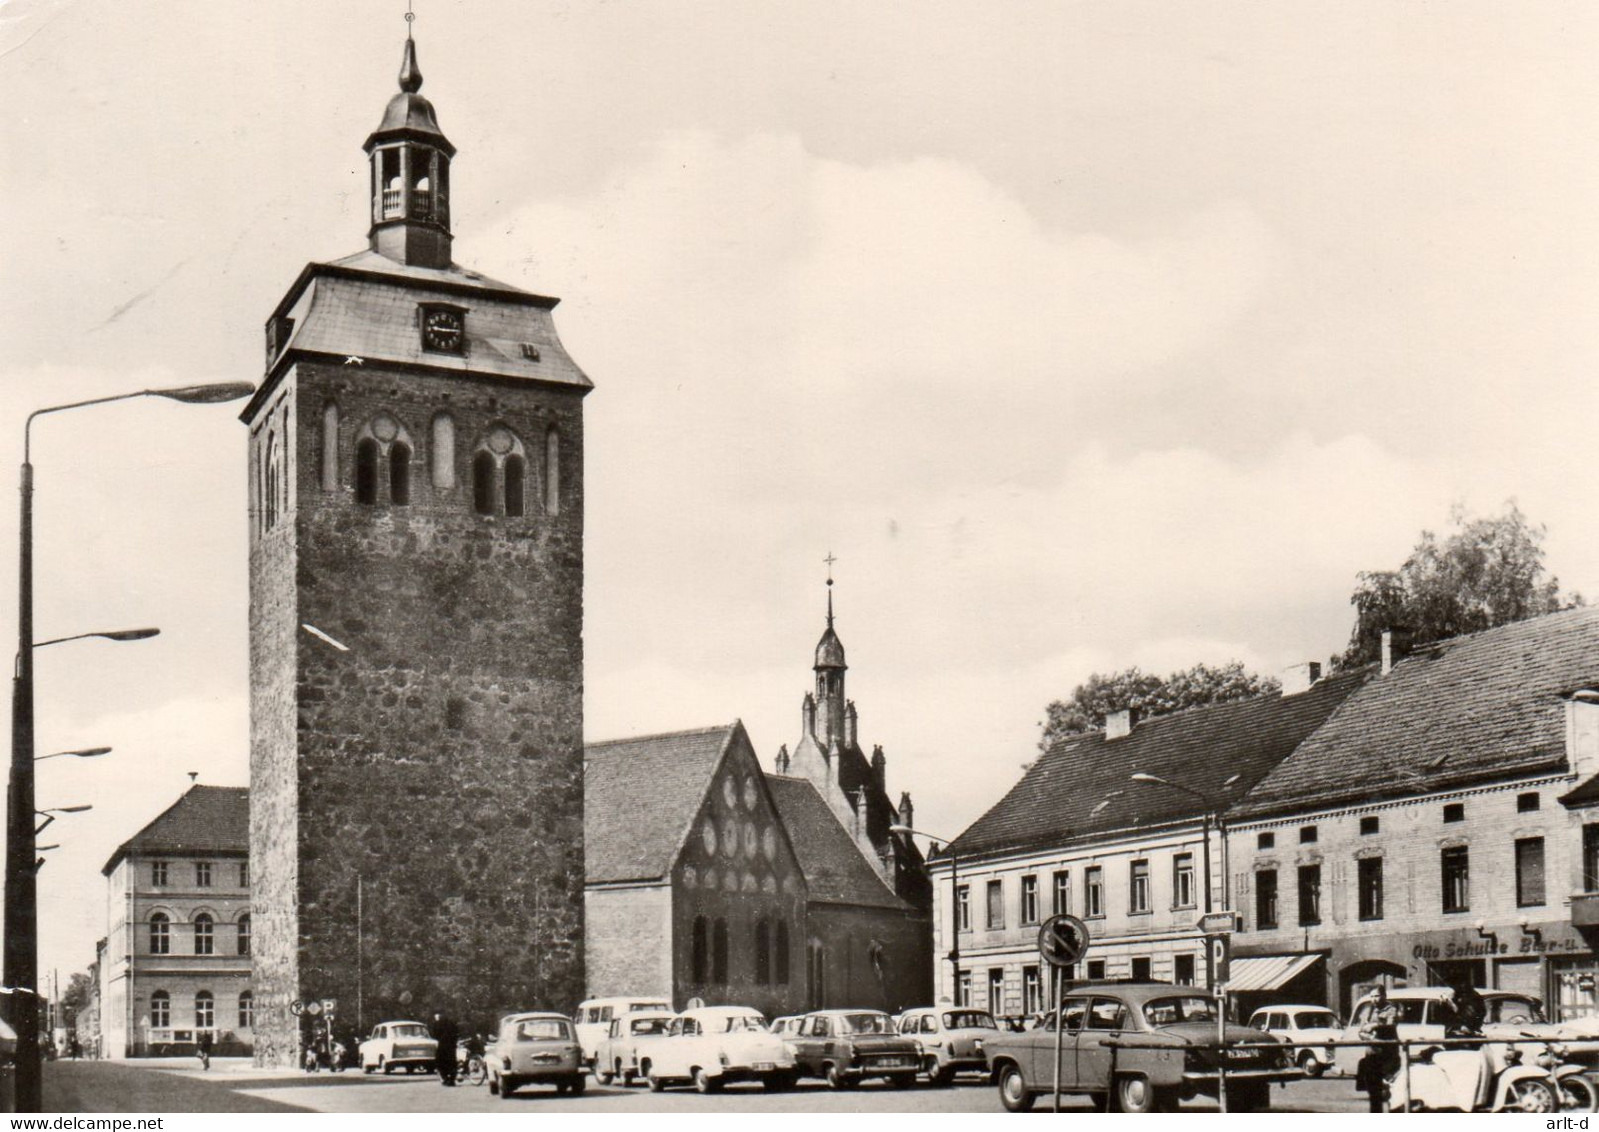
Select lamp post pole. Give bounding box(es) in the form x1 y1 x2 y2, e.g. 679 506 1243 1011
4 382 252 1112
890 824 960 1005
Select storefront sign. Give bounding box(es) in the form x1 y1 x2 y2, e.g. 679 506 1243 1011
1412 934 1584 961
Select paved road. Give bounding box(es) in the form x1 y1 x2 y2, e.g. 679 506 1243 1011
16 1059 1370 1113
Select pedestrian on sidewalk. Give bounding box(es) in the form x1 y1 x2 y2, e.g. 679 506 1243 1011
196 1030 213 1071
431 1010 459 1087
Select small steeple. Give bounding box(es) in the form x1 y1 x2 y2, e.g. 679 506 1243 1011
398 23 423 93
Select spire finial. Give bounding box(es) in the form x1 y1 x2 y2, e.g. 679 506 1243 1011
823 551 837 628
398 3 423 93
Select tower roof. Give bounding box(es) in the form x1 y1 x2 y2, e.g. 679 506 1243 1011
814 586 846 669
364 35 456 157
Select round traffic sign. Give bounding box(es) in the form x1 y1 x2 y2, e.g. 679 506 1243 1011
1038 913 1091 968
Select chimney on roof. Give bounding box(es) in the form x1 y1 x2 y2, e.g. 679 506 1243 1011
897 790 914 831
1281 661 1323 696
1381 629 1413 675
871 745 886 792
1106 708 1137 740
846 701 859 749
1568 689 1599 779
774 744 790 774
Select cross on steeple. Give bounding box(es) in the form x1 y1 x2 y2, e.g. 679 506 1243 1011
823 551 837 625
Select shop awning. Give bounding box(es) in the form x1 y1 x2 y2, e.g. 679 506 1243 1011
1228 953 1324 992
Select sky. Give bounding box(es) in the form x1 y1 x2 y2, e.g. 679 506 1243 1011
2 0 1597 976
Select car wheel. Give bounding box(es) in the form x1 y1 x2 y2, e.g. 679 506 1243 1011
379 1056 389 1075
890 1073 916 1089
1561 1075 1599 1114
1116 1075 1160 1113
693 1067 722 1094
1505 1079 1558 1114
620 1068 636 1087
1298 1050 1325 1078
997 1063 1034 1113
569 1075 586 1095
501 1075 519 1099
647 1071 666 1093
596 1069 613 1086
362 1062 375 1075
488 1076 499 1096
932 1063 957 1088
555 1082 570 1095
825 1062 857 1090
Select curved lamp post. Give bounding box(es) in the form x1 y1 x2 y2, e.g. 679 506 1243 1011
5 380 253 1111
890 823 963 1006
33 747 112 763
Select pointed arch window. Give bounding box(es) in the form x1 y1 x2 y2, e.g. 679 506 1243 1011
321 403 340 492
472 426 530 517
754 920 771 985
264 432 280 531
712 918 729 984
193 912 215 956
544 427 561 515
691 916 708 984
775 921 790 985
149 912 171 956
353 414 414 507
150 990 171 1029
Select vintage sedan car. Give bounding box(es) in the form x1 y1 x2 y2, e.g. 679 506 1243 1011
488 1012 586 1098
791 1009 923 1088
594 1009 675 1086
984 983 1297 1113
1331 988 1576 1077
1247 1005 1341 1077
573 997 673 1067
358 1020 438 1074
897 1006 997 1084
644 1006 797 1093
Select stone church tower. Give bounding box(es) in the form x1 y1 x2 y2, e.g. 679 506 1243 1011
244 31 591 1066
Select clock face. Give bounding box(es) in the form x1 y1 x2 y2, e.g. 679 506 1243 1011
421 308 464 353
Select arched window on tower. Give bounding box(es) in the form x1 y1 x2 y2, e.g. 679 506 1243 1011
544 427 560 515
353 414 413 507
691 916 708 984
471 427 528 518
712 918 729 984
754 920 771 985
321 403 340 492
264 432 279 531
431 413 455 490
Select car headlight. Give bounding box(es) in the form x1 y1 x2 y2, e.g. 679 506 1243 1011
1504 1048 1524 1065
974 1039 984 1054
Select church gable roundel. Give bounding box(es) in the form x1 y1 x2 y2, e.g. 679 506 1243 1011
741 777 758 810
700 821 716 856
742 821 758 856
722 820 738 857
761 826 777 861
721 777 737 809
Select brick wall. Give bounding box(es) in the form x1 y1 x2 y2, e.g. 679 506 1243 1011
586 885 674 1000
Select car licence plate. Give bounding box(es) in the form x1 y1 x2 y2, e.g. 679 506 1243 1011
753 1062 775 1071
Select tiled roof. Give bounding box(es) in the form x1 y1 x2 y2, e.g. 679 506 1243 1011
585 724 741 884
102 785 249 875
1236 607 1599 819
1559 774 1599 809
947 669 1371 860
764 775 907 910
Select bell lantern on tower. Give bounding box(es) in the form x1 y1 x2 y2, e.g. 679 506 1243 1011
364 35 455 268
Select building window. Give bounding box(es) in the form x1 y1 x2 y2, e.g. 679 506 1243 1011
263 431 279 531
1358 857 1384 921
1129 859 1150 914
1085 867 1104 918
1173 853 1195 909
149 913 171 955
353 415 413 507
389 442 412 505
1022 966 1042 1014
545 427 560 515
239 991 254 1029
355 438 379 504
712 918 729 983
1256 869 1279 930
775 921 790 984
193 913 215 956
754 920 771 985
1020 875 1040 925
195 991 214 1030
152 861 168 886
1516 838 1546 908
504 455 526 517
1299 825 1318 844
1257 831 1275 850
196 862 212 887
321 402 340 493
986 880 1004 929
472 427 529 518
1441 846 1470 913
1052 871 1070 917
150 990 170 1029
1131 956 1152 981
1297 864 1322 926
238 862 249 887
1174 954 1196 986
956 971 972 1007
237 914 251 957
955 885 971 932
1585 825 1599 893
430 413 455 490
1360 815 1380 835
1517 792 1541 813
987 969 1004 1017
691 916 708 983
1086 960 1106 981
1444 802 1465 823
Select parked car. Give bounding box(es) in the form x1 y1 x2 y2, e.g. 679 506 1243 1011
573 996 673 1066
0 1018 15 1066
1247 1005 1342 1077
488 1012 586 1098
359 1020 438 1074
984 983 1297 1112
643 1006 797 1093
896 1006 998 1085
790 1009 922 1089
1331 988 1577 1077
594 1009 675 1086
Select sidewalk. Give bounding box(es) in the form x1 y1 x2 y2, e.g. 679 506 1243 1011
13 1060 313 1113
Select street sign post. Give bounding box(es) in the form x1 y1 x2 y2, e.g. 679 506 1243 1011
289 1000 305 1017
1199 911 1241 935
1037 913 1091 1113
1205 933 1231 988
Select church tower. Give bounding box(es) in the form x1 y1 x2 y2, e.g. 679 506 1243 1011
244 25 590 1066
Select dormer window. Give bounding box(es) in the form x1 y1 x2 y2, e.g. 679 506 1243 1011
419 303 465 355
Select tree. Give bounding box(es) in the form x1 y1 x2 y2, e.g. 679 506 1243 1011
60 972 91 1025
1338 502 1583 668
1038 661 1280 751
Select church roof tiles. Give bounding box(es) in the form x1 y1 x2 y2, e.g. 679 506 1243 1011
764 775 908 910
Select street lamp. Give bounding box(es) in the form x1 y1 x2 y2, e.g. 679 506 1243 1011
34 806 92 836
890 823 964 1006
5 380 253 1111
33 748 111 763
1128 772 1240 917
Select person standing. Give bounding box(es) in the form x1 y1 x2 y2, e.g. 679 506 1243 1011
196 1029 213 1071
431 1010 460 1087
1356 986 1400 1113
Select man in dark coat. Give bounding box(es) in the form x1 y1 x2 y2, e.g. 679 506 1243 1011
431 1010 459 1086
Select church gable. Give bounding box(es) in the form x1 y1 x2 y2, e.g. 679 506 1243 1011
673 727 805 904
